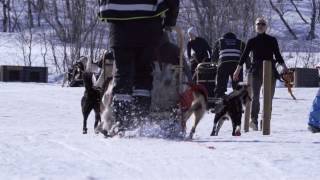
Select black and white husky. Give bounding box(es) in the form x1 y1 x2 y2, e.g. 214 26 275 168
210 84 251 136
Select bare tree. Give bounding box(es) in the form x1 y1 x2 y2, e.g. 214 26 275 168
40 31 48 67
182 0 257 45
48 35 62 74
40 0 101 70
269 0 298 39
9 0 24 32
27 0 33 28
27 27 33 66
1 0 11 32
318 0 320 22
16 32 27 66
31 0 44 27
289 0 309 24
17 28 33 66
307 0 317 40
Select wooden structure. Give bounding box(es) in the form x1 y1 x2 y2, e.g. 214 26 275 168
293 68 319 87
0 65 48 83
262 61 272 135
244 73 252 132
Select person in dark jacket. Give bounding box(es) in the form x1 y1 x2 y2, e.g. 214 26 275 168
308 64 320 133
233 17 288 130
187 27 212 76
99 0 180 134
212 32 247 98
308 88 320 133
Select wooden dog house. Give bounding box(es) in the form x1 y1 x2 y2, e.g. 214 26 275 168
0 65 48 83
293 68 319 87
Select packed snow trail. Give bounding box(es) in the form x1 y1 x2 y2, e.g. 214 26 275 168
0 83 319 180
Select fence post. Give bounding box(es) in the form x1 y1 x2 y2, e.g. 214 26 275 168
263 60 272 135
244 72 252 132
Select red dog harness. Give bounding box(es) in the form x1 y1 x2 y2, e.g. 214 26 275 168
179 84 208 112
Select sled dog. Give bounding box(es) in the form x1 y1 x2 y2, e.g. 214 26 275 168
210 84 251 136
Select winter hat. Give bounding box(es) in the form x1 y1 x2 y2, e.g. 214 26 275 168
187 27 197 36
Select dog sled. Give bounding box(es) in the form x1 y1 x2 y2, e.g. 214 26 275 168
194 62 217 109
98 27 216 138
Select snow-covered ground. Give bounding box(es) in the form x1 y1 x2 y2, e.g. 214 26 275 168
0 1 319 179
0 82 319 180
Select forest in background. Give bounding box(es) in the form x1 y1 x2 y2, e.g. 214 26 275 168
0 0 319 73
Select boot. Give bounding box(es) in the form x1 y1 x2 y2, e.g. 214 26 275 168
308 125 320 133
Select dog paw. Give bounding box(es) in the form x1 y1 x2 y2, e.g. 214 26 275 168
210 131 217 136
233 126 241 136
233 131 241 136
83 129 88 134
94 128 100 134
187 134 194 140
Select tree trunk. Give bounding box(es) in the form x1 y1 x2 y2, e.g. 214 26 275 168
27 0 34 28
269 0 298 40
307 0 317 40
36 0 44 27
289 0 309 24
2 0 8 32
27 28 33 66
318 1 320 23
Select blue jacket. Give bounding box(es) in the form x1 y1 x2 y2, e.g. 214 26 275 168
309 88 320 128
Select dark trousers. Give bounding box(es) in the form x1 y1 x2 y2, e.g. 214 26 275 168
214 62 243 98
111 47 155 128
112 47 154 94
251 70 276 124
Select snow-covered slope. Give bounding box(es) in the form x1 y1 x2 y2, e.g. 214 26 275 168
0 82 319 180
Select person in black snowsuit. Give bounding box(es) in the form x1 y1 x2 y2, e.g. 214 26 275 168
99 0 180 134
186 27 212 76
233 17 288 130
212 32 247 98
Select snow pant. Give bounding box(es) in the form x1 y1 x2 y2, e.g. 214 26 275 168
308 88 320 129
214 62 243 98
251 70 276 124
111 47 154 129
